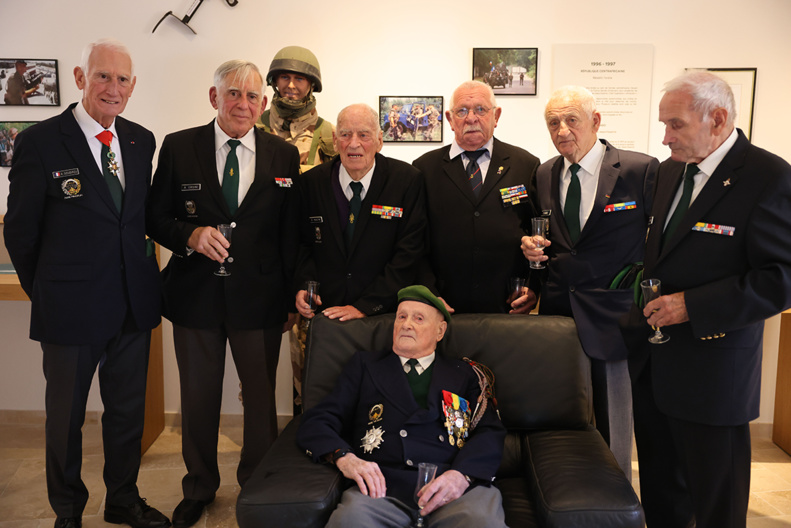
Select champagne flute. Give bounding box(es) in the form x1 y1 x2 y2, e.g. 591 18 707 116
640 278 670 344
530 217 549 270
507 277 525 310
413 462 437 528
214 224 233 277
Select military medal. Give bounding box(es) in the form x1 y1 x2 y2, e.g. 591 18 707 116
185 200 196 215
361 426 384 454
61 178 82 197
368 403 383 424
441 390 471 448
499 184 528 205
603 201 637 213
106 149 120 178
349 213 355 224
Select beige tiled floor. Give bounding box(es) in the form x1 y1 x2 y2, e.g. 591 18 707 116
2 416 791 526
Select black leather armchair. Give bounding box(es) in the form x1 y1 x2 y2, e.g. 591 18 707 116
237 313 644 527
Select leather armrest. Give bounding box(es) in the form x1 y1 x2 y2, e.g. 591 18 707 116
525 429 644 527
236 417 345 528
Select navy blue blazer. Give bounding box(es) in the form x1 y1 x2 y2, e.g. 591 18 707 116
5 103 161 345
294 153 426 315
297 349 506 506
146 121 300 329
634 130 791 426
536 139 657 360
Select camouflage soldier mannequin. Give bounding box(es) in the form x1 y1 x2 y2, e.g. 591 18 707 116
258 46 336 173
258 46 336 412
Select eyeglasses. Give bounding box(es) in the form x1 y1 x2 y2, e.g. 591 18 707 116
452 105 492 119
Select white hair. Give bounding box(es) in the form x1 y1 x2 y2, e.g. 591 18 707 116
546 85 597 119
337 103 379 132
450 80 497 110
213 60 263 92
80 38 134 76
663 70 736 127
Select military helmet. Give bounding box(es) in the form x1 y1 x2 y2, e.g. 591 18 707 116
267 46 323 93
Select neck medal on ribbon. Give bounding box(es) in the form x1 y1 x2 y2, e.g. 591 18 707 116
442 390 471 448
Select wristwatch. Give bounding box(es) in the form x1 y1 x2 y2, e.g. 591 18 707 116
330 447 352 464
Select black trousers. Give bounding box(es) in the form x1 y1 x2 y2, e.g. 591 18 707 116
42 329 150 518
632 360 751 528
173 324 281 501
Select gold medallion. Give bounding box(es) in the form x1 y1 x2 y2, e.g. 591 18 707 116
361 426 384 454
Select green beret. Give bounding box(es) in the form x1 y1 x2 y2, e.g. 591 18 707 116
397 285 451 322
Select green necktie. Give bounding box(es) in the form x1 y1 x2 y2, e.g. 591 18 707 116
405 358 431 409
96 130 123 213
346 181 363 246
564 163 581 244
662 163 699 248
222 139 241 215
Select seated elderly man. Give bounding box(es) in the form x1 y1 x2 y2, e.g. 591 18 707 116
297 286 507 528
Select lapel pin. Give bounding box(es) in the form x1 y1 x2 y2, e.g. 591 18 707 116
497 166 504 175
723 178 731 186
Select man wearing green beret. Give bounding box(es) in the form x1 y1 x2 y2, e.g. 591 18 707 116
297 286 507 527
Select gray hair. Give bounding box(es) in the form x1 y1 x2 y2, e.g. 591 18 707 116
80 38 134 76
663 71 736 127
449 80 497 110
213 60 263 93
546 85 597 120
337 103 380 132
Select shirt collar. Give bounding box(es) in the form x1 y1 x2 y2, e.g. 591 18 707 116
74 100 118 142
696 128 738 177
213 119 256 154
562 138 605 179
339 160 376 194
398 352 436 370
449 136 494 160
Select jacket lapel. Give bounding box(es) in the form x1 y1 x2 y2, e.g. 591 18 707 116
348 153 387 255
549 157 573 244
581 140 620 241
193 121 229 215
60 106 119 217
238 127 275 212
441 146 478 205
478 138 509 202
115 117 144 220
321 161 347 256
367 352 420 416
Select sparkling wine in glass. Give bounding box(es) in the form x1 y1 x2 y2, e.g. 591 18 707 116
640 278 670 344
530 217 549 270
214 223 233 277
413 462 437 528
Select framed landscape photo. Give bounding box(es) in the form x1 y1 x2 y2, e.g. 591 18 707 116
0 122 37 167
473 48 538 96
0 59 60 106
379 96 444 143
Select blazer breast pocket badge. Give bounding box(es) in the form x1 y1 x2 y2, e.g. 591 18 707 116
371 205 403 219
442 390 471 448
500 184 528 206
275 177 293 188
692 222 735 236
603 201 636 213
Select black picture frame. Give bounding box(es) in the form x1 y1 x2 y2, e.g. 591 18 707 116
0 122 37 167
379 96 444 143
0 59 60 106
472 48 538 96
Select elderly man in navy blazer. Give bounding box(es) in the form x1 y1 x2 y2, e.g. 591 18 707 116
521 86 658 479
5 39 169 528
147 60 300 527
297 286 506 528
627 71 791 528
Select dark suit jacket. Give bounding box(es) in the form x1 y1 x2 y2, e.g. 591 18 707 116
146 121 300 329
4 103 161 345
634 130 791 426
413 138 540 313
295 153 426 315
536 139 657 360
296 349 505 506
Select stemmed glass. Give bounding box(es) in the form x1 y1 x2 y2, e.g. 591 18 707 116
640 278 670 344
530 217 549 270
214 223 233 277
413 462 437 528
507 277 525 310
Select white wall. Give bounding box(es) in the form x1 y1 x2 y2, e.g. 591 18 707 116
1 0 790 422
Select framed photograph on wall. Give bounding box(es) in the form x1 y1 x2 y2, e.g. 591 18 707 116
472 48 538 96
706 68 756 140
0 122 37 167
379 96 443 143
0 59 60 106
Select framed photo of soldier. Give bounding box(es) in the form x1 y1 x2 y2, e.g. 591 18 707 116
379 96 444 143
472 48 538 96
0 122 37 167
0 59 60 106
